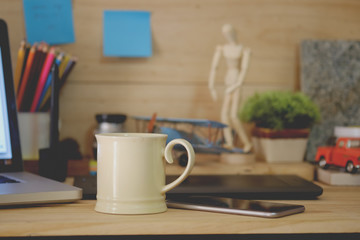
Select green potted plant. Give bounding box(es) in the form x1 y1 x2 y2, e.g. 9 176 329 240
239 91 320 163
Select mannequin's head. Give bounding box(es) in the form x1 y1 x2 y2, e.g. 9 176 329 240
222 24 237 44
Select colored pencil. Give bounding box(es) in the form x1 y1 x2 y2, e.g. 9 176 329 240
58 54 70 77
36 53 63 111
30 47 56 112
39 57 77 111
20 43 47 111
38 86 51 111
19 43 42 111
17 43 30 94
16 43 37 110
60 56 77 88
13 40 26 93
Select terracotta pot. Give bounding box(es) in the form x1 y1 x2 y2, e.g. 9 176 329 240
251 128 310 163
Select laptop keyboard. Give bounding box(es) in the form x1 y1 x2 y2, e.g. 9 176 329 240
0 175 20 184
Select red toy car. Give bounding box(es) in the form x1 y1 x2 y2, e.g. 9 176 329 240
315 137 360 173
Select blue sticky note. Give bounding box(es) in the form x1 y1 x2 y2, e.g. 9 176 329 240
103 10 152 57
23 0 75 45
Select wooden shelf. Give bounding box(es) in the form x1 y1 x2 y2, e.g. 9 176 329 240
24 154 315 181
317 168 360 186
167 154 315 181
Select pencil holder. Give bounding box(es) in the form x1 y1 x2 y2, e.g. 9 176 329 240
18 112 50 160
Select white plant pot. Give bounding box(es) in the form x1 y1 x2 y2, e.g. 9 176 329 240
252 137 308 163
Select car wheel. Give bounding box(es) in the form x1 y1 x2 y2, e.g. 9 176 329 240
346 161 357 174
318 157 329 169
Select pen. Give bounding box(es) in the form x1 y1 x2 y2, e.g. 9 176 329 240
49 64 59 150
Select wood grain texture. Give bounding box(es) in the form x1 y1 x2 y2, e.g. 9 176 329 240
1 0 360 155
0 183 359 237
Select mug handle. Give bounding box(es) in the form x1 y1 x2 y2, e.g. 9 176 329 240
161 139 195 194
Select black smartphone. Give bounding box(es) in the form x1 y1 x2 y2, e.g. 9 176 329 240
166 196 305 218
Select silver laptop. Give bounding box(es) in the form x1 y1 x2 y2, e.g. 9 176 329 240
0 19 82 206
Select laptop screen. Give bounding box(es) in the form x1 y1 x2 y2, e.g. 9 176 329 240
0 19 23 172
0 47 13 161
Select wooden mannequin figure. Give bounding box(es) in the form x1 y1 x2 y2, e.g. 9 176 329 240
208 24 252 153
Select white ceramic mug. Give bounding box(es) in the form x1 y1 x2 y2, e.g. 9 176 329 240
95 133 195 214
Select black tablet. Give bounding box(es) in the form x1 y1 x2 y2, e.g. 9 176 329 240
166 174 323 200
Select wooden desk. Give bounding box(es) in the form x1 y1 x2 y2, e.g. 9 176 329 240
1 182 360 239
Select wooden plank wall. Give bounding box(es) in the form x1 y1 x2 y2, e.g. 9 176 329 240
2 0 360 156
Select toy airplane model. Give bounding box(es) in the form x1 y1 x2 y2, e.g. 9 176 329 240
133 116 245 166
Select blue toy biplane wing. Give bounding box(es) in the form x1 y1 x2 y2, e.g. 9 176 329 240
159 127 243 154
159 127 206 145
133 116 244 155
133 116 228 128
